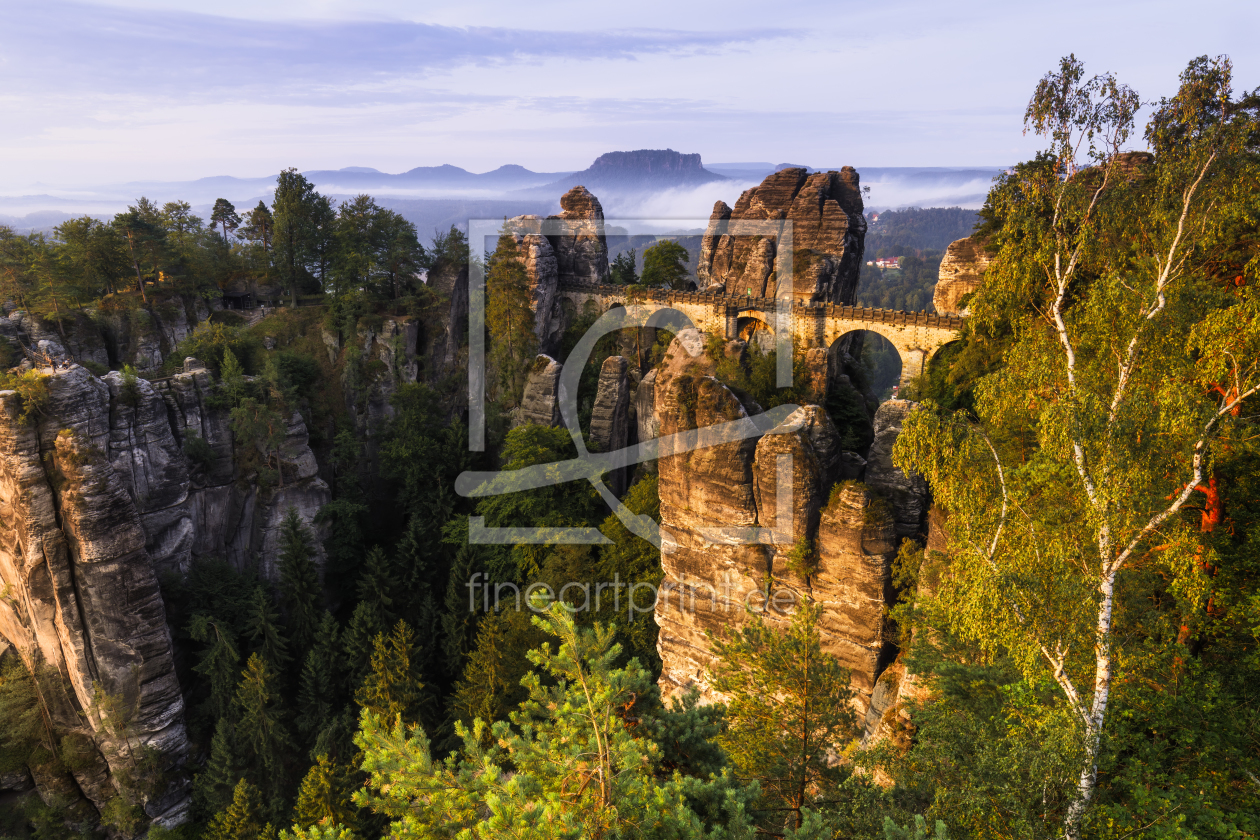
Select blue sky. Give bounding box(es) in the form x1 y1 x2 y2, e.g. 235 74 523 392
1 0 1256 190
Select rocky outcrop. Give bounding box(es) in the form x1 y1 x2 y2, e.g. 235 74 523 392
0 366 189 826
0 359 331 829
505 217 561 348
697 168 866 304
589 356 631 494
516 354 563 428
865 400 928 541
813 483 898 702
652 329 897 714
546 186 609 286
2 295 212 374
932 236 992 316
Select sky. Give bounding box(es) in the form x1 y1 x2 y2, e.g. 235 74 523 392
0 0 1257 192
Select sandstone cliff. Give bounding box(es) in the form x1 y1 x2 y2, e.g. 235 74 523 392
0 355 330 828
651 329 898 715
697 168 866 303
865 400 929 541
932 236 992 316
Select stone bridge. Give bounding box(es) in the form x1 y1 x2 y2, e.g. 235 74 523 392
555 282 965 389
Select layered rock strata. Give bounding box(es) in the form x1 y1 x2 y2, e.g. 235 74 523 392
0 360 331 827
697 168 866 303
932 236 992 316
864 400 928 541
589 355 631 494
516 354 563 428
652 330 897 714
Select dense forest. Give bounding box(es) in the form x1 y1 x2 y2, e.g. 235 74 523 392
1 53 1259 840
855 207 980 312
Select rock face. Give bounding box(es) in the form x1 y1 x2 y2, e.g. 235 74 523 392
652 330 897 714
0 361 331 828
0 367 190 826
865 400 929 541
516 354 563 428
697 168 866 304
932 236 992 316
504 216 561 349
813 484 898 701
589 356 631 494
546 186 609 286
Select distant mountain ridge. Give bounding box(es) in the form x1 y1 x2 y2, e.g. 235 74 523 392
523 149 727 197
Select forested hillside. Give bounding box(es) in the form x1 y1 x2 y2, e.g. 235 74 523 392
0 54 1258 840
855 207 980 312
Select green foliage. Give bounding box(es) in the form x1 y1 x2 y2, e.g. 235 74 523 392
245 587 291 675
278 508 321 657
640 239 691 290
355 621 428 728
484 231 537 403
709 337 811 410
119 364 142 407
709 599 858 832
883 815 948 840
0 369 50 425
205 778 276 840
183 430 215 471
234 653 294 809
609 249 638 285
353 601 758 839
189 614 241 722
193 718 240 819
292 754 359 834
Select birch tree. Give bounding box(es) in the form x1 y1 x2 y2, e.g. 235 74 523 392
894 54 1260 839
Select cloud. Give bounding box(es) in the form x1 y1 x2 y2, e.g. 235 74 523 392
1 2 791 100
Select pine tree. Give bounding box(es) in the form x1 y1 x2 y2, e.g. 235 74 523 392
484 231 536 401
708 598 857 831
190 614 241 721
205 778 275 840
355 621 426 728
220 347 247 408
392 518 440 678
234 654 293 809
245 587 291 676
193 718 239 818
293 754 358 832
279 507 322 657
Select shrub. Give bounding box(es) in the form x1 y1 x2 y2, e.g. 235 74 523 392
183 432 215 471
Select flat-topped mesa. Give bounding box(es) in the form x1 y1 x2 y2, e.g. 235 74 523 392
932 236 992 316
698 167 866 304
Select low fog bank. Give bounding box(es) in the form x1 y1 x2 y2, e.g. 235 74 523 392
1 166 1004 235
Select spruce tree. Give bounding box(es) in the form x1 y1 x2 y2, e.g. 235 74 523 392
355 621 427 727
245 587 291 676
205 778 275 840
296 612 341 743
234 654 294 811
193 718 239 818
189 614 241 721
341 602 385 687
293 755 358 832
440 543 482 683
355 546 398 627
279 507 322 657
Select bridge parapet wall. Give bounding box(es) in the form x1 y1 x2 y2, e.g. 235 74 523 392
555 282 964 388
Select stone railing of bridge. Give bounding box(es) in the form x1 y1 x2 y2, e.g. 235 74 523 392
555 282 965 389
